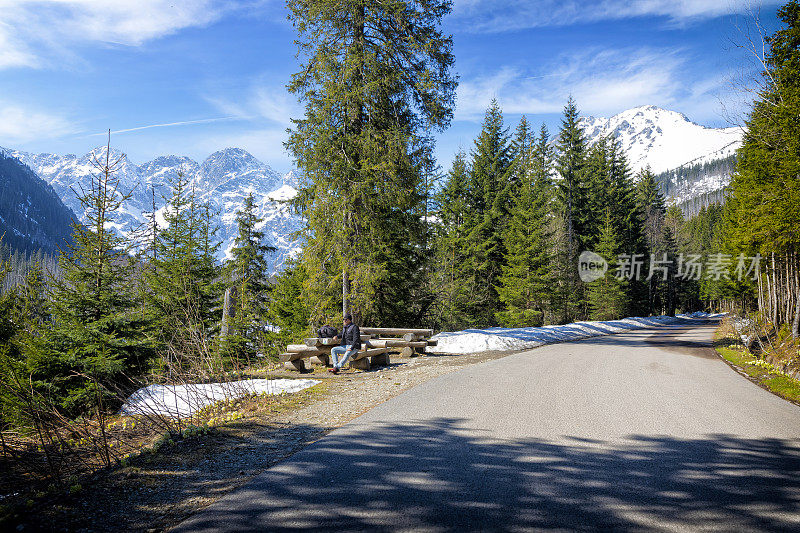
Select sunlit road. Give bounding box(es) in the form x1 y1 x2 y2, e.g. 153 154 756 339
174 319 800 531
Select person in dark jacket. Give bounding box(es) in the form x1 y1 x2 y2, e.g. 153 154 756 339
329 313 361 373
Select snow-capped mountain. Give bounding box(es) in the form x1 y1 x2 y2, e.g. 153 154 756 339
1 146 303 273
580 105 741 174
579 106 742 204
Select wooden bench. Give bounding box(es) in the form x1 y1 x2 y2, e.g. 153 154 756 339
279 335 390 372
280 327 437 372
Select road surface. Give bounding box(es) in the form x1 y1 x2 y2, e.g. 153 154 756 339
174 319 800 531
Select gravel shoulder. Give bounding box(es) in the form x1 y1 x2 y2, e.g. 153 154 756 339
17 349 513 532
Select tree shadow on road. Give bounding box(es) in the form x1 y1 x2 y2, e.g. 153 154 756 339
176 417 800 532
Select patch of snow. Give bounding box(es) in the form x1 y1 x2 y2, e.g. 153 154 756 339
429 312 724 355
120 378 319 419
267 184 297 202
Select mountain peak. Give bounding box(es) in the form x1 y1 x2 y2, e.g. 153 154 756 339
204 147 261 165
580 105 740 174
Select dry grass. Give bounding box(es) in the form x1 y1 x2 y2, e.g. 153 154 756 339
0 366 326 527
715 316 800 405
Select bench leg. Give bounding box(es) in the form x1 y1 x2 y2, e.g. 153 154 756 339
400 346 415 358
285 359 308 373
309 355 330 367
371 353 390 367
350 358 371 371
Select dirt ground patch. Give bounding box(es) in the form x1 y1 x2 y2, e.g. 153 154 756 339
7 349 513 532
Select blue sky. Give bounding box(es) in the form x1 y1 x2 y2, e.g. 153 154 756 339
0 0 784 174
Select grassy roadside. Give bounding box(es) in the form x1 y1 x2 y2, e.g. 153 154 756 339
714 321 800 405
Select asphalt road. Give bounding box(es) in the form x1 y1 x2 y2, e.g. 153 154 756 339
174 319 800 532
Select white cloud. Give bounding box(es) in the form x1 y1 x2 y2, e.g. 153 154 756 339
451 0 783 32
0 0 231 69
455 47 733 123
0 20 39 69
0 103 76 144
206 81 302 127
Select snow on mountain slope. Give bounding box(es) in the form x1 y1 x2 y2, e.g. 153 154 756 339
580 105 742 175
3 146 303 273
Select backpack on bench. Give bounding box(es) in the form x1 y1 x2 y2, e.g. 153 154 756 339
318 325 338 338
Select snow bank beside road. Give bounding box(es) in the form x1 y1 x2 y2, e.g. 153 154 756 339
121 378 319 419
429 312 723 355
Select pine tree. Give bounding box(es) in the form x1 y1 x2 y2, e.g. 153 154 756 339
286 0 456 326
45 139 151 415
554 97 591 321
146 173 222 350
432 150 474 330
588 210 629 320
268 259 312 340
502 115 534 210
608 141 645 261
636 166 677 315
725 0 800 334
221 194 276 359
606 141 648 315
555 97 590 252
462 101 513 326
584 136 612 250
495 124 553 326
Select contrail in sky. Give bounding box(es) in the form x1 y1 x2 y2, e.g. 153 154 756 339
85 116 243 137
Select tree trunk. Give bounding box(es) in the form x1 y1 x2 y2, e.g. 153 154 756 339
771 253 777 324
342 267 350 318
792 252 800 339
757 263 764 317
221 287 235 338
788 253 793 324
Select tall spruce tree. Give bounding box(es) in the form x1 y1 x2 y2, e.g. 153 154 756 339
268 259 312 342
607 141 645 260
637 166 677 315
286 0 456 326
726 0 800 335
496 124 553 326
554 97 591 321
46 140 151 415
432 150 474 330
462 101 513 326
146 173 222 350
555 97 590 252
222 194 276 359
584 136 612 250
502 115 533 210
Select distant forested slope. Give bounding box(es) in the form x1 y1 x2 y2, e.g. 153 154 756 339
0 152 76 256
655 154 736 209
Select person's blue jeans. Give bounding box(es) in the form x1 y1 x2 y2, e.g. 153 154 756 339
331 345 358 369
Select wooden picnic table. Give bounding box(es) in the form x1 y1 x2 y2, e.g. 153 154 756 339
280 327 437 372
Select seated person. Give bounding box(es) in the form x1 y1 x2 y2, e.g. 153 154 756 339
329 313 361 373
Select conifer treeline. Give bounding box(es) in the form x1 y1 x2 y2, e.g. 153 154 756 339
429 98 687 331
0 141 282 427
722 0 800 337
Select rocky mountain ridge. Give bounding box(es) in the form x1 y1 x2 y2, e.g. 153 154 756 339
0 145 302 273
579 105 741 204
